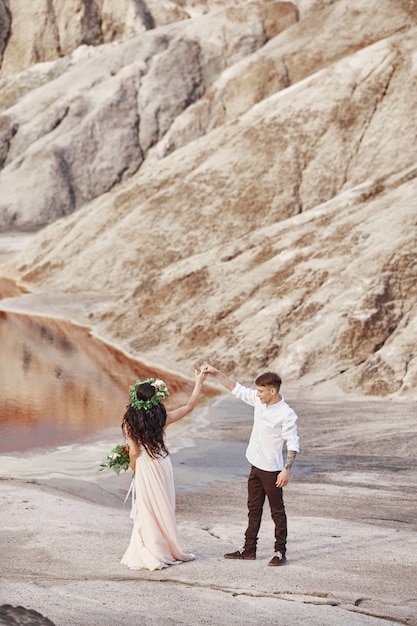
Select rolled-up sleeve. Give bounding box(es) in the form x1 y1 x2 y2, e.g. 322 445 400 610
232 382 257 407
281 409 300 452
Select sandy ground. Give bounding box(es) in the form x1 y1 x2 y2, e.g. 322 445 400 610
1 393 416 626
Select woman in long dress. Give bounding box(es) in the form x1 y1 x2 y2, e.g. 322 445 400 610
120 370 206 571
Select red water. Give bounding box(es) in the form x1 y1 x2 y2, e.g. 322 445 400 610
0 308 200 454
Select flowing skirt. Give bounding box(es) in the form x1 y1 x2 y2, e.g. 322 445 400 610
121 451 194 571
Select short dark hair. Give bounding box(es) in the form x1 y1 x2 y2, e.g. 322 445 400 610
255 371 282 391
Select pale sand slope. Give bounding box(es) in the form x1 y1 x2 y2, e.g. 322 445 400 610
1 395 416 626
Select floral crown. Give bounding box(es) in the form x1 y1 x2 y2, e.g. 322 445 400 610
129 377 170 411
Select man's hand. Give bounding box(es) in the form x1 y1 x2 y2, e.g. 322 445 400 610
279 450 297 486
195 368 207 382
276 469 290 488
199 364 236 392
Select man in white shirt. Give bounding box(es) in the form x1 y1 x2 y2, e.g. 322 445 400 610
202 365 300 566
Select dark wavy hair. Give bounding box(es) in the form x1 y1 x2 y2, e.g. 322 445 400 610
122 382 168 458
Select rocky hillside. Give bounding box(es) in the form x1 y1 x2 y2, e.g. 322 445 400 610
1 0 417 397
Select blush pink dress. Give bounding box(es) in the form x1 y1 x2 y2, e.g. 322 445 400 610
120 450 195 571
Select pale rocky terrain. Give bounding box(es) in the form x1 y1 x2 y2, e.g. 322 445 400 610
1 0 417 398
1 394 416 626
1 6 417 625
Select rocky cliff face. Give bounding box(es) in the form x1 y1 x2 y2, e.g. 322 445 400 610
1 0 417 397
0 0 297 228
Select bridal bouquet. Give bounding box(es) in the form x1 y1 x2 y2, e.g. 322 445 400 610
100 443 130 475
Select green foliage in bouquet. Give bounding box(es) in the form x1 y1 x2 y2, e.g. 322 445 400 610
100 443 130 475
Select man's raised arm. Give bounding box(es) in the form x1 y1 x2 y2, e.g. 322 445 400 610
201 364 236 392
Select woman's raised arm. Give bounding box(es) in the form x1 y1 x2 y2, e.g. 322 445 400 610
165 369 206 427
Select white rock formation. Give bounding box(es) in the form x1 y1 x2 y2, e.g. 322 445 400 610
0 0 296 229
1 0 417 397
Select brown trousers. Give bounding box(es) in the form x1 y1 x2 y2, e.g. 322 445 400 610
244 465 287 554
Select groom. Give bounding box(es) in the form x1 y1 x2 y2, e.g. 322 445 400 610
202 364 300 566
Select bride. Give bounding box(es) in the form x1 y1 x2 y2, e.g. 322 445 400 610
120 370 206 571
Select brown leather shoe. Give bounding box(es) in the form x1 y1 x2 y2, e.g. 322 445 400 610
268 551 286 566
224 547 256 560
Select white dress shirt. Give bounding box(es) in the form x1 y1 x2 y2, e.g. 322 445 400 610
232 382 300 472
